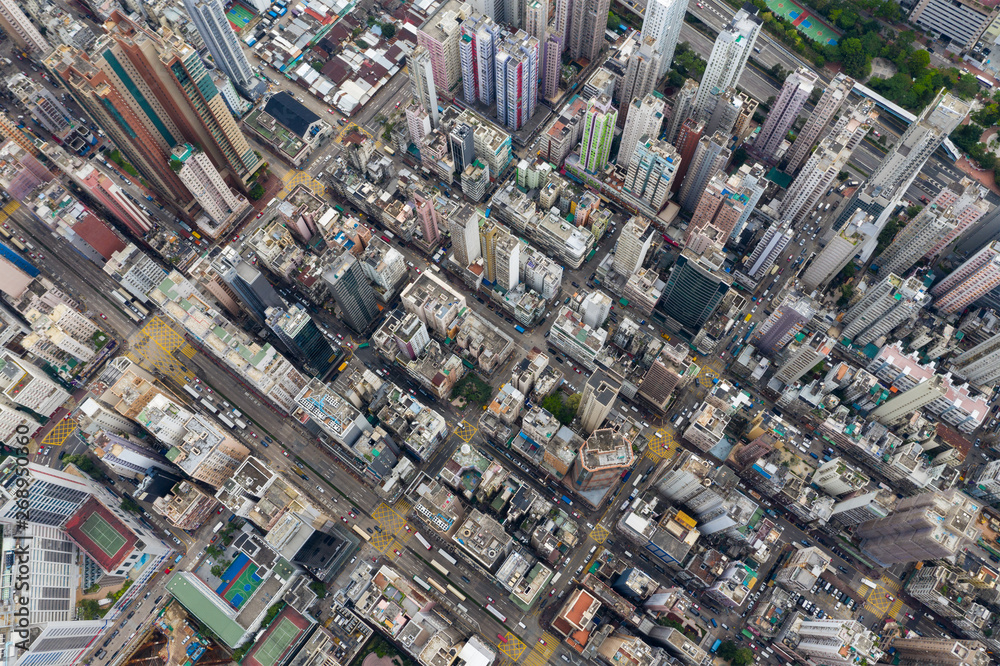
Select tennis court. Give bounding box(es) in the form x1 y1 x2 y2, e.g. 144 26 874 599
226 2 255 31
81 513 127 557
216 553 264 609
763 0 840 44
252 618 299 666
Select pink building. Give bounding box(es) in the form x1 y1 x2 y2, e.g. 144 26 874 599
413 191 440 244
932 241 1000 314
78 164 152 237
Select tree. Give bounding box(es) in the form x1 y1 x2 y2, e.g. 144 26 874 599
565 393 581 413
249 182 265 201
211 565 224 577
607 11 620 29
837 171 849 181
207 545 223 559
839 38 870 79
731 147 748 169
78 599 106 620
382 23 396 39
120 497 142 513
62 454 104 480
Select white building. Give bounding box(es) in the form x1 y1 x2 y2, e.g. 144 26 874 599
932 241 1000 314
618 36 665 117
182 0 255 89
624 136 680 214
779 101 876 224
495 30 539 132
613 216 654 277
549 306 608 371
0 350 70 416
801 211 871 290
796 620 884 666
842 275 930 346
952 331 1000 387
103 242 167 303
678 131 730 213
640 0 687 77
691 7 762 121
0 0 50 53
172 144 249 235
617 92 666 173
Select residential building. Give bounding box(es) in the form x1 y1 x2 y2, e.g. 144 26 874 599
951 330 1000 386
812 458 869 496
641 0 687 77
854 489 983 567
183 0 255 90
775 331 832 385
784 73 853 173
751 294 815 356
459 15 500 107
219 254 285 325
103 243 166 303
568 0 609 63
46 13 261 209
774 546 831 592
740 222 793 283
409 46 440 127
8 74 73 141
0 350 70 416
618 37 665 121
171 143 249 236
571 428 634 492
549 305 608 371
323 252 381 334
704 86 744 137
893 638 989 666
525 0 545 40
624 269 663 316
841 275 930 346
623 135 680 214
618 92 666 172
796 620 884 666
496 30 539 132
580 94 617 172
835 91 969 231
868 375 948 426
919 177 989 261
7 620 110 666
779 101 877 224
577 368 621 433
540 30 563 99
416 0 471 95
637 345 690 411
152 480 219 530
752 67 816 163
613 215 654 277
687 171 751 242
659 247 731 332
665 79 698 144
677 131 730 212
801 211 870 290
932 241 1000 314
691 7 762 121
359 237 409 303
0 0 49 53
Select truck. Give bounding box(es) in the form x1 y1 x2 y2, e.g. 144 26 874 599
514 325 526 334
711 640 722 654
561 495 573 506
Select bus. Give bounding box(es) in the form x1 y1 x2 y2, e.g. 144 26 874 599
0 226 10 240
860 578 878 589
116 288 134 303
352 525 371 542
430 560 449 577
8 237 25 251
383 230 395 241
357 342 370 349
182 384 200 399
112 290 130 306
201 399 218 414
976 74 994 89
337 361 348 373
414 532 432 550
770 264 779 275
217 414 236 429
412 576 431 591
742 629 754 641
446 585 466 601
711 640 722 654
428 578 448 595
383 145 395 156
436 550 457 566
132 301 149 318
514 325 526 334
485 604 506 623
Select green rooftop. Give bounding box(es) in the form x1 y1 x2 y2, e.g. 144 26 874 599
165 573 247 648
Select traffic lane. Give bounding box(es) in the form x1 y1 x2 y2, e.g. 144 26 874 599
6 207 137 337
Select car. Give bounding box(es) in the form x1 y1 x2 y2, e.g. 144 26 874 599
393 549 401 556
100 313 107 320
405 524 411 532
574 368 581 374
265 436 273 443
539 639 547 645
498 634 508 643
488 596 494 603
885 594 894 601
164 567 172 574
256 211 264 218
251 432 258 438
341 517 348 523
282 449 289 456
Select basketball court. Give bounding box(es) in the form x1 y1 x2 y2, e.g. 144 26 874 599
81 513 126 557
216 553 264 609
763 0 840 44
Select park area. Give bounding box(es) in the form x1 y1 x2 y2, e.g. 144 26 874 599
763 0 840 45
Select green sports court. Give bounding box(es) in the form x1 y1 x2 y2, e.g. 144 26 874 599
242 608 310 666
763 0 841 45
226 2 255 32
81 513 127 558
216 553 264 609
